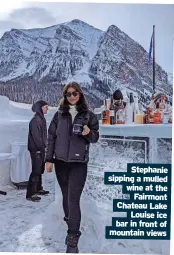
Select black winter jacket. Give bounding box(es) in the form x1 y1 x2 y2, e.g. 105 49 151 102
28 102 47 153
45 106 99 163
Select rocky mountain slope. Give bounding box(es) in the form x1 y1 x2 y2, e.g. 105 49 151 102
0 19 172 107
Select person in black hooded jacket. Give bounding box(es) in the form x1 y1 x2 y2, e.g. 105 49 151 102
45 82 99 253
26 100 49 202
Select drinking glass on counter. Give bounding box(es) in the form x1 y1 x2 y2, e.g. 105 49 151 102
134 113 144 124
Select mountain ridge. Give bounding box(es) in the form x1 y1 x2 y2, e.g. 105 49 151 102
0 19 172 107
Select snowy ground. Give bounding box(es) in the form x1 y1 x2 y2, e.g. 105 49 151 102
0 172 56 252
0 171 170 254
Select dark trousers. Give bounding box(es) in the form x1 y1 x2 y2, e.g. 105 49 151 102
55 160 87 234
26 151 45 198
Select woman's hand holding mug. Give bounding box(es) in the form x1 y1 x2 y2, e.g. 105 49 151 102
82 125 90 136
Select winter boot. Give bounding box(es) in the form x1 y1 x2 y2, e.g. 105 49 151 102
26 194 41 202
37 189 49 195
64 217 69 244
66 231 81 253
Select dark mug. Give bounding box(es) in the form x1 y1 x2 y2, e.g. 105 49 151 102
73 124 83 135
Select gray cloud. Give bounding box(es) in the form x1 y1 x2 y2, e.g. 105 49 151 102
0 7 57 35
9 7 57 28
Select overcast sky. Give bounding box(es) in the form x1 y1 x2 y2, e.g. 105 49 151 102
0 2 173 73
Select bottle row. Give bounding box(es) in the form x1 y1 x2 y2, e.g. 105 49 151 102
96 92 172 125
144 95 172 124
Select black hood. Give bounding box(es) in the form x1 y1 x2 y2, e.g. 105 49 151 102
113 89 123 100
32 100 48 115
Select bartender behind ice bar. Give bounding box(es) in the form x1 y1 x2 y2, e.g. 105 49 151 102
113 89 127 108
113 89 128 123
113 89 144 124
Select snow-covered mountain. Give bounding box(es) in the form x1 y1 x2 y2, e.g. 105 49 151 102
0 19 172 107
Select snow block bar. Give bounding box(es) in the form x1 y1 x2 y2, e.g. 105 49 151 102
99 124 172 139
0 153 15 187
104 164 171 240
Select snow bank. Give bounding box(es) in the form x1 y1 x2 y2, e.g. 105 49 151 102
0 95 57 153
0 95 57 121
0 120 29 153
0 153 15 188
0 95 10 118
9 100 57 120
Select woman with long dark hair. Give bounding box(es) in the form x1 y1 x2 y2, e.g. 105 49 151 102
45 82 99 253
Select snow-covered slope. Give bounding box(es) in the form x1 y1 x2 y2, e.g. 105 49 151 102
0 19 103 82
0 95 57 120
0 19 172 107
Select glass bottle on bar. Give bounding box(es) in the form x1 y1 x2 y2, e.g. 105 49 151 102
115 101 125 124
101 99 110 124
149 93 156 111
109 95 115 125
161 101 170 124
159 95 166 112
129 92 134 123
153 102 161 124
168 101 172 123
148 94 156 124
126 93 134 124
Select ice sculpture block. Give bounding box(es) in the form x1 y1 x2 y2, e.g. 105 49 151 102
99 123 172 138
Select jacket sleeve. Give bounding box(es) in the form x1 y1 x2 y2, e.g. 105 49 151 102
30 119 44 151
45 112 58 163
83 112 99 143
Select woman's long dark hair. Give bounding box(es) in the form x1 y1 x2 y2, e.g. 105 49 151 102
59 82 88 113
